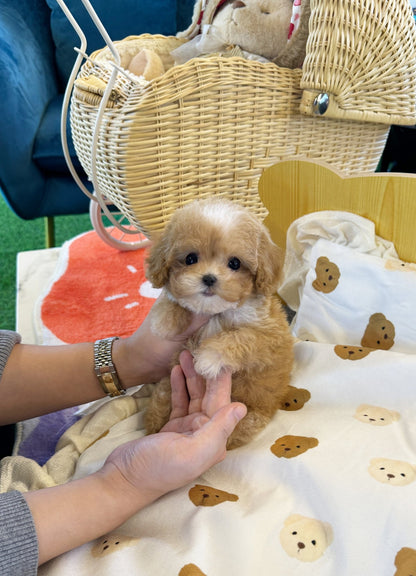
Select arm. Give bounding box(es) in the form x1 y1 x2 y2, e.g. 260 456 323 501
24 352 246 565
0 306 209 425
0 491 38 575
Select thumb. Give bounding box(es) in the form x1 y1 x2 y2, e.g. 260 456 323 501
198 402 247 444
189 403 247 472
224 403 247 430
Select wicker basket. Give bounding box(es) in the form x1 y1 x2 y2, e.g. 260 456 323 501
70 0 416 237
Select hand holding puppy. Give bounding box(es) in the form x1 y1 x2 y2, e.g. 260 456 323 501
24 350 245 566
104 350 247 502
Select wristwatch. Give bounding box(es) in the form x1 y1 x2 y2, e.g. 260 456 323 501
93 337 126 397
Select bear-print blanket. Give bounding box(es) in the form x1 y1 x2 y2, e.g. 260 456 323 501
22 339 414 575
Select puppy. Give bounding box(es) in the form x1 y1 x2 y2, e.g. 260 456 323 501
145 199 294 449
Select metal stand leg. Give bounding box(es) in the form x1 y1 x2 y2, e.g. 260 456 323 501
45 216 55 248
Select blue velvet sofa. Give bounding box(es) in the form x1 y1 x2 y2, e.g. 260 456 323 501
0 0 194 228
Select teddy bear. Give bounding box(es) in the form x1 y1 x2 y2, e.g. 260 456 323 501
361 313 395 351
280 514 333 562
188 484 239 507
270 435 319 458
312 256 341 294
354 404 400 427
368 457 416 486
127 48 167 80
127 0 310 79
394 547 416 576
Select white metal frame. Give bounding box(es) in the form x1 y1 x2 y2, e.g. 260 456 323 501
56 0 150 249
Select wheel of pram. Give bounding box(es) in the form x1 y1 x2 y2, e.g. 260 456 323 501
89 197 150 251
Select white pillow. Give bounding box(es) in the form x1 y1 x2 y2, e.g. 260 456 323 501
291 238 416 354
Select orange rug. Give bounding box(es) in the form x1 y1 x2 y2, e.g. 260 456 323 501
38 230 160 344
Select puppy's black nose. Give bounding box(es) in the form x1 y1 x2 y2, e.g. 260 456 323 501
202 274 217 287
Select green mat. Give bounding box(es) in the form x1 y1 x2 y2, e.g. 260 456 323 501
0 195 92 331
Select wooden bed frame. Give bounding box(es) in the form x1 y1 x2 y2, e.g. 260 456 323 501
258 159 416 263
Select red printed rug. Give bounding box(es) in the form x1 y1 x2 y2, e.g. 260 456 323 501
37 230 161 344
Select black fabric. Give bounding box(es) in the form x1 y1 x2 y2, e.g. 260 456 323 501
379 125 416 173
0 424 16 458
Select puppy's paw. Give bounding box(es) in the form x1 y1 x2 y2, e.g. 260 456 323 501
193 348 227 380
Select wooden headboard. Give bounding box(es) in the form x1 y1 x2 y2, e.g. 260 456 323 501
258 159 416 263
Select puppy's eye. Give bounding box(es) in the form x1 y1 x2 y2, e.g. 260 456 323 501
185 253 198 265
228 257 241 270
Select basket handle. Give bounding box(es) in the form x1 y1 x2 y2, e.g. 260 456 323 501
55 0 94 201
76 0 121 66
55 0 136 234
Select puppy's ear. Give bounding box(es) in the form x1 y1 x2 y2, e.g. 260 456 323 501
145 230 171 288
255 230 283 295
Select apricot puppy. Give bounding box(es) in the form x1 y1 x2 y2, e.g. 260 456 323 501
145 199 294 449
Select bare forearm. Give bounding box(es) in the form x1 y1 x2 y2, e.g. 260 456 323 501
0 307 209 424
24 466 152 566
0 338 149 424
0 342 103 424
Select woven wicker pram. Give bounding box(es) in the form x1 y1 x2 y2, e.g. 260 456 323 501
70 0 416 238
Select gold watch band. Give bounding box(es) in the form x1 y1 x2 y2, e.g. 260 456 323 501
93 337 126 397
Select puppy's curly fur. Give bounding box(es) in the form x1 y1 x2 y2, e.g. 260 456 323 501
145 199 294 449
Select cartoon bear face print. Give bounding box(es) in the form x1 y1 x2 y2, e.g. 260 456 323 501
312 256 340 293
361 313 395 350
394 547 416 576
179 564 207 576
334 345 373 360
188 484 239 507
280 514 333 562
385 258 416 273
368 458 416 486
91 534 139 558
280 385 311 411
270 435 319 459
355 404 400 426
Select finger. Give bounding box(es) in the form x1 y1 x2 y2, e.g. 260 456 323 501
161 412 207 434
178 350 197 380
202 368 233 417
169 364 190 420
193 403 247 462
179 350 205 414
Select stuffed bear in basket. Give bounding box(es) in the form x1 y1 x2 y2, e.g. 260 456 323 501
127 0 310 79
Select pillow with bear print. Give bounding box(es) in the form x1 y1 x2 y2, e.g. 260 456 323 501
290 238 416 354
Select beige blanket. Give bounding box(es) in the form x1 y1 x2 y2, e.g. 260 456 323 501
0 394 141 492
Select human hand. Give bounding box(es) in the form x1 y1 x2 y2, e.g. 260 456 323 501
113 296 210 388
162 350 238 434
102 351 246 504
24 355 245 567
